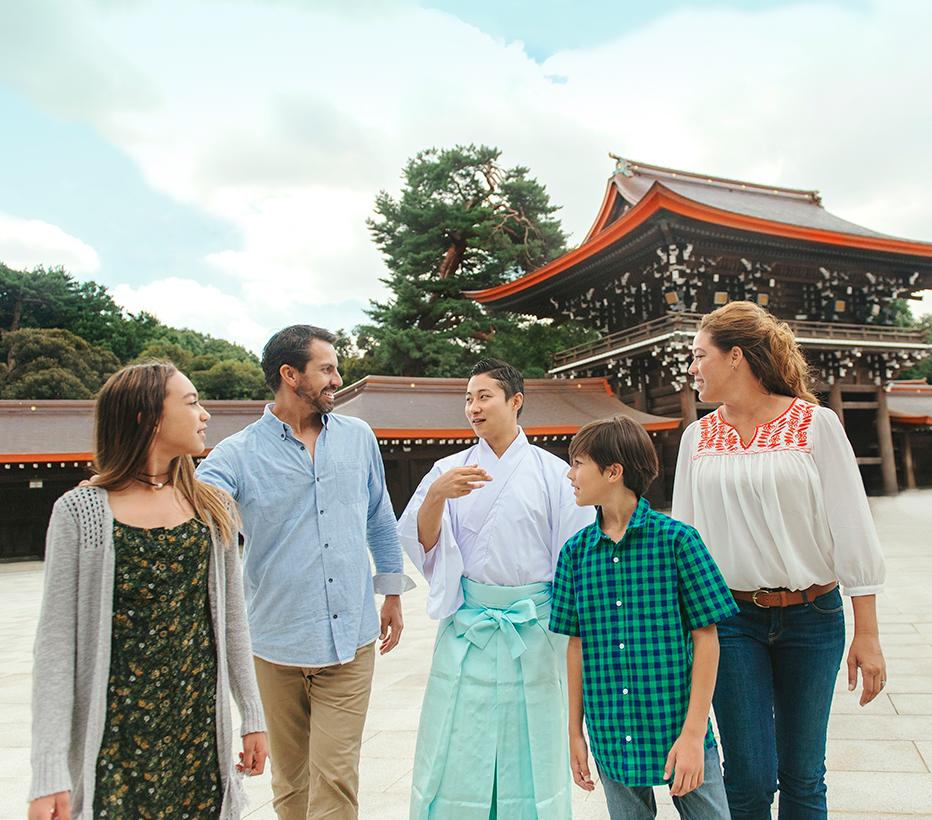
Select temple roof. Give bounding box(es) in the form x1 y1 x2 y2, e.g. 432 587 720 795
0 400 265 463
888 380 932 427
606 159 886 240
333 375 679 438
468 157 932 311
0 380 679 463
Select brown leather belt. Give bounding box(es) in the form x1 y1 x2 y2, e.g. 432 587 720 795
730 582 838 609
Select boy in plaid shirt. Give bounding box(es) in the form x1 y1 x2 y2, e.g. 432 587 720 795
549 416 737 819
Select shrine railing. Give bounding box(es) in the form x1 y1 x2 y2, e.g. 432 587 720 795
550 312 930 372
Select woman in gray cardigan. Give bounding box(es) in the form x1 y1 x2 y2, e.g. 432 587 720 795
29 362 267 819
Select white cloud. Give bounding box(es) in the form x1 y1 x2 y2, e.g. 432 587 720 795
111 277 368 353
3 0 931 338
0 212 100 274
112 278 270 352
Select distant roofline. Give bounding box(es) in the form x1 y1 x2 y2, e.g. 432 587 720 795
612 156 822 203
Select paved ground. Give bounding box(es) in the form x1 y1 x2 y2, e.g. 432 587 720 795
2 490 932 819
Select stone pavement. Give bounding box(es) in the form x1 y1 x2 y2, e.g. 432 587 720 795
2 491 931 819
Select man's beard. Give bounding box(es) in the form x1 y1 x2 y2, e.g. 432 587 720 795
296 385 334 414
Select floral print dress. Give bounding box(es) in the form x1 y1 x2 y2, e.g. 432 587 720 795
94 519 222 818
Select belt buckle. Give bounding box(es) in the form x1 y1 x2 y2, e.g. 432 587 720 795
751 590 771 608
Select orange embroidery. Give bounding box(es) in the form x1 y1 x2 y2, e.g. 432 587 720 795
693 399 815 457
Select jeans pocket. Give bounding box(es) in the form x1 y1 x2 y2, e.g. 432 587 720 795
808 587 844 614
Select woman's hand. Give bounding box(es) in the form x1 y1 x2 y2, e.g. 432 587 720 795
237 731 269 776
28 791 71 820
847 632 886 706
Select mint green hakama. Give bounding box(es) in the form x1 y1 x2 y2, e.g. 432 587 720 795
410 578 571 819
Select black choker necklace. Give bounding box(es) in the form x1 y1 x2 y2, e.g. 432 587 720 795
133 476 170 489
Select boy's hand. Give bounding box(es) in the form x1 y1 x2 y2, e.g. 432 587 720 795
569 733 595 791
663 732 704 797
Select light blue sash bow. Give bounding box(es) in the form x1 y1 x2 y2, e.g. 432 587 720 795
452 598 539 659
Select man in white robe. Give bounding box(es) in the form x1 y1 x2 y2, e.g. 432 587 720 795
399 358 594 819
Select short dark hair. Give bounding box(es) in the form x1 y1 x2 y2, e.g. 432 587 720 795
469 358 524 417
261 325 337 392
568 416 659 497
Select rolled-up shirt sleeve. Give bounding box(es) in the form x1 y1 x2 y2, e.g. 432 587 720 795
812 408 886 596
364 427 415 596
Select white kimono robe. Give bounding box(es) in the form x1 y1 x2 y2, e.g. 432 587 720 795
399 429 594 819
399 428 595 618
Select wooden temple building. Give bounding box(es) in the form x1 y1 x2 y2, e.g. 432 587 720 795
468 158 932 497
0 379 676 560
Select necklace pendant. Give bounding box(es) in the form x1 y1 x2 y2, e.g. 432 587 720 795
154 481 164 490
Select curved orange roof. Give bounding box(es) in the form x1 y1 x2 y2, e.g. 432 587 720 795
468 181 932 306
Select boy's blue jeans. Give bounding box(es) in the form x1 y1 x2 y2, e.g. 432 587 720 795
598 745 730 819
713 587 846 819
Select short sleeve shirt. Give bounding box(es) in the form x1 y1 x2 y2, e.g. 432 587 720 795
549 497 739 786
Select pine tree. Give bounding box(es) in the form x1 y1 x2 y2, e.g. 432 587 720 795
359 144 594 377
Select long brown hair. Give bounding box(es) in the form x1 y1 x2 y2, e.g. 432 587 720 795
93 362 239 544
699 301 818 404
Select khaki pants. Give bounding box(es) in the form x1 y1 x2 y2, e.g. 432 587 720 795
254 643 376 820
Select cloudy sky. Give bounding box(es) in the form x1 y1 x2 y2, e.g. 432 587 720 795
1 0 930 353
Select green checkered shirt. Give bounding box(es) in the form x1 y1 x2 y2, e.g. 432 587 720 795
549 497 738 787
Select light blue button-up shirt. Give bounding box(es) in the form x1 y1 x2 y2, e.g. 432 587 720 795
197 405 412 666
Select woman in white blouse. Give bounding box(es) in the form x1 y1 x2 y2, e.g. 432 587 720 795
672 301 886 820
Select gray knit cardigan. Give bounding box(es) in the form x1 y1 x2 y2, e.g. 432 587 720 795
29 487 266 818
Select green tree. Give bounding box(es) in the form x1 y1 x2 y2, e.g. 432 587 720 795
0 328 120 399
360 144 590 377
0 264 74 333
191 360 269 400
133 341 195 371
0 264 163 362
333 329 369 386
152 326 259 364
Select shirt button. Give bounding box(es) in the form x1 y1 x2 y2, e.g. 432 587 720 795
625 735 632 743
613 557 619 563
316 477 320 483
320 509 325 515
301 445 306 451
615 600 622 607
324 543 329 548
623 688 629 695
333 614 338 619
618 642 625 649
328 578 333 583
281 434 286 439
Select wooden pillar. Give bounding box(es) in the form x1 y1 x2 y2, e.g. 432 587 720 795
632 387 647 412
903 431 917 491
679 385 698 425
828 382 844 424
875 386 898 496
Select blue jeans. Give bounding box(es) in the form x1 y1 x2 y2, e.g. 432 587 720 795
713 587 846 820
598 745 730 819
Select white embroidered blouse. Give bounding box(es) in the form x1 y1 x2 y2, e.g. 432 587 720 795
671 398 885 596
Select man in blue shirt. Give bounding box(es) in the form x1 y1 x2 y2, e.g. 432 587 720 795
198 325 413 820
